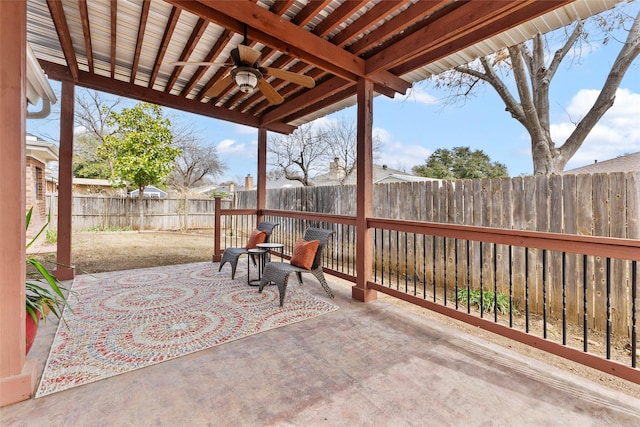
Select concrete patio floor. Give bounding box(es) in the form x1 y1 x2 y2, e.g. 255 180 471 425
2 267 640 426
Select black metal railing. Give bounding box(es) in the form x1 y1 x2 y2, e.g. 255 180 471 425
372 229 637 369
220 213 258 250
367 218 639 383
217 209 639 383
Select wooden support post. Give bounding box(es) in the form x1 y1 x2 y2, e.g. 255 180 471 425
257 127 267 224
352 78 377 302
212 196 222 262
53 79 75 280
0 0 38 407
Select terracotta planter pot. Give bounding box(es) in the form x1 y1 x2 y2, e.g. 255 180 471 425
25 311 40 355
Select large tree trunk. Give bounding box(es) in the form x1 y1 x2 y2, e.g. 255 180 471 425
453 10 640 175
530 138 567 175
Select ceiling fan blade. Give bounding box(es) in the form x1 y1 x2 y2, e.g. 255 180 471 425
237 44 261 66
172 61 232 67
257 79 284 105
262 67 315 88
205 73 234 98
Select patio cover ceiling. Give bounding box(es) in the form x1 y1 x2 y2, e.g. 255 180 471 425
27 0 620 134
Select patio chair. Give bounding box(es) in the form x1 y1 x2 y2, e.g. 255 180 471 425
258 227 334 306
218 221 279 279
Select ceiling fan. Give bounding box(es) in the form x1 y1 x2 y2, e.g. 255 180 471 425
174 40 315 105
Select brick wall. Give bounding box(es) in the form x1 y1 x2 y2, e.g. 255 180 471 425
25 157 47 234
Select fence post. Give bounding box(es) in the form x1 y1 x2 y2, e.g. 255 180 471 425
212 196 222 262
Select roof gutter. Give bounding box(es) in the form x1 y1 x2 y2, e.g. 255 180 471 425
26 43 57 119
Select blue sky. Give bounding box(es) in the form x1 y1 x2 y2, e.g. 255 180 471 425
28 2 640 183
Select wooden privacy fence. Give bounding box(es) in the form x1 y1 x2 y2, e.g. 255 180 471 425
236 172 640 237
237 172 640 336
46 194 229 231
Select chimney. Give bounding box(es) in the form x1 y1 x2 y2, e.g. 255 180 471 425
329 157 345 180
228 182 235 193
245 174 254 190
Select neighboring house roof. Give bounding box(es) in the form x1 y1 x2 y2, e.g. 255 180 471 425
564 152 640 174
266 162 431 188
73 178 112 186
26 134 58 164
191 184 219 195
129 185 167 198
45 168 58 185
314 163 425 186
374 174 441 185
191 184 239 196
266 176 304 189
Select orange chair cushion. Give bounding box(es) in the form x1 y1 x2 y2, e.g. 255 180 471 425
290 238 320 270
245 229 267 249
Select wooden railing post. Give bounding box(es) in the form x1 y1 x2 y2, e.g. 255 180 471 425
212 196 222 262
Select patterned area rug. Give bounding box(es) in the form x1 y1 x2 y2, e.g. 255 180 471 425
36 262 338 397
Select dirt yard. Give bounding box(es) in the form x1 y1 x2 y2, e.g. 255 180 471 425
29 230 640 399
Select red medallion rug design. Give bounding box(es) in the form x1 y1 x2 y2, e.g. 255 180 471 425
36 262 338 397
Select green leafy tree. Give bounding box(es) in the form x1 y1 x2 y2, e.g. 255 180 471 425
99 102 181 230
412 146 508 179
73 133 112 179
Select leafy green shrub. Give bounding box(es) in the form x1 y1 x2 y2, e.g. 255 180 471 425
45 228 57 244
456 288 511 315
26 208 72 325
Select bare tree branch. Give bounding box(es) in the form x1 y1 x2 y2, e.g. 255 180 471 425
428 5 639 175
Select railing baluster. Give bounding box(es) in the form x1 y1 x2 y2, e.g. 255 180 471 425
413 233 417 296
509 245 513 328
632 260 637 368
479 241 484 318
423 234 427 300
374 227 378 283
562 252 567 346
396 230 400 291
405 232 409 293
443 237 447 306
493 243 498 323
454 238 459 310
525 247 530 334
583 254 588 353
467 240 471 314
606 257 611 360
432 235 436 303
543 249 547 340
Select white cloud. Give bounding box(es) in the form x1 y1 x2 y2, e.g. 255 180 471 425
395 87 439 105
374 127 432 172
216 138 246 155
552 88 640 169
233 124 257 135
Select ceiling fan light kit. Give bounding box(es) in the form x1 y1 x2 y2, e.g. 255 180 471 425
232 66 261 94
